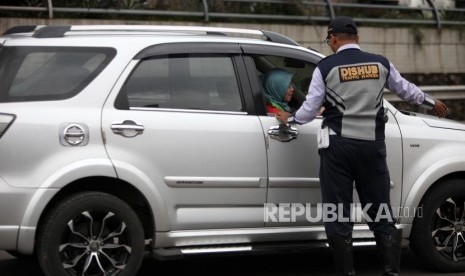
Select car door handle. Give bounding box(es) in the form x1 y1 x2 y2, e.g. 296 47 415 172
268 124 299 142
111 120 144 138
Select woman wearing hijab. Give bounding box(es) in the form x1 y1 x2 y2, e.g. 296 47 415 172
262 68 294 114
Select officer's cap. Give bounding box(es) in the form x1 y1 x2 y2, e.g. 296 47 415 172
327 16 358 37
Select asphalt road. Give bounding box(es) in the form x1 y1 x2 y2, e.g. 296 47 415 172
1 248 463 276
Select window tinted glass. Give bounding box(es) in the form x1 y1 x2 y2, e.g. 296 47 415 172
251 54 316 112
0 46 116 102
121 54 243 112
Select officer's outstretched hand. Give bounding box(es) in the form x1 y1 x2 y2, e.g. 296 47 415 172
276 111 290 123
433 100 448 118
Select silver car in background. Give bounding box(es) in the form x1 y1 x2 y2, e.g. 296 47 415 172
0 25 464 276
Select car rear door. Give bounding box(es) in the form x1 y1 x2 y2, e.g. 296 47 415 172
101 42 268 231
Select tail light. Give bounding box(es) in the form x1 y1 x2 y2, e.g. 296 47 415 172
0 113 15 139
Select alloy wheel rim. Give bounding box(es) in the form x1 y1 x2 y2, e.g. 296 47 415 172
431 197 465 262
59 211 132 276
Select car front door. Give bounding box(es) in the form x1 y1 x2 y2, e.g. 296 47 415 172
102 43 268 231
242 44 403 229
242 44 324 227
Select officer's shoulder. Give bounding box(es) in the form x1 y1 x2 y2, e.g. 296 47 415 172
364 51 389 62
317 54 335 65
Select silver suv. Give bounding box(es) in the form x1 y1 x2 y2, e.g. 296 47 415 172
1 25 465 276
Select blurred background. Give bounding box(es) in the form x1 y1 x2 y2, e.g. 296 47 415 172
1 0 464 120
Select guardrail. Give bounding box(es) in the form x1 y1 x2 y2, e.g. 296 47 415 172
0 0 464 29
384 85 465 101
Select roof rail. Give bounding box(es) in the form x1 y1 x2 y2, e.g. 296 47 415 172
261 30 299 46
3 25 39 35
3 25 300 46
33 26 71 38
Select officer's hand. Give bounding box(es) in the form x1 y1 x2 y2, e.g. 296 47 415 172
276 111 290 123
433 100 448 118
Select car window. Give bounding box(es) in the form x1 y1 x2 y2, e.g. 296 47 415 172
119 54 244 112
251 54 316 111
0 46 116 102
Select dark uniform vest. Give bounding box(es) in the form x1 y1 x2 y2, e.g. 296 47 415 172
318 48 390 141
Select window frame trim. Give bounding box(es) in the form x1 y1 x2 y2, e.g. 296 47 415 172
240 44 322 116
129 107 248 115
117 42 253 114
134 42 242 60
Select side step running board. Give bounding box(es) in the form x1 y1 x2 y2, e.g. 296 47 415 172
151 240 377 260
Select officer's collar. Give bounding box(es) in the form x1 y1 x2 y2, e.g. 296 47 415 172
336 43 361 53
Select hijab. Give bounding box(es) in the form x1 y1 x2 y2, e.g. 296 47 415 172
262 68 293 112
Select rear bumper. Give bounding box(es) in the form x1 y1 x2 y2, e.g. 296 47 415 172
0 226 19 250
0 176 56 253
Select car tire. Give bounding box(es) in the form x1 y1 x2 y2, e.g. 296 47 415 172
36 191 145 276
410 179 465 272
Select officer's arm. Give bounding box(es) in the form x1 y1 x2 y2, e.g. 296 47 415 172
386 62 448 118
292 68 326 124
421 94 448 118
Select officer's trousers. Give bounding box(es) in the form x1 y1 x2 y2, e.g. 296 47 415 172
319 134 398 238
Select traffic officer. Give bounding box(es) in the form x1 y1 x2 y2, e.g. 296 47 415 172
277 16 448 276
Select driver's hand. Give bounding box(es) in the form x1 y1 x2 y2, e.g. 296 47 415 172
433 100 448 118
276 111 290 123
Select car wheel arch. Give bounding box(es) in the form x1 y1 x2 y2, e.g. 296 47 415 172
409 177 465 272
21 176 157 255
403 157 465 224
